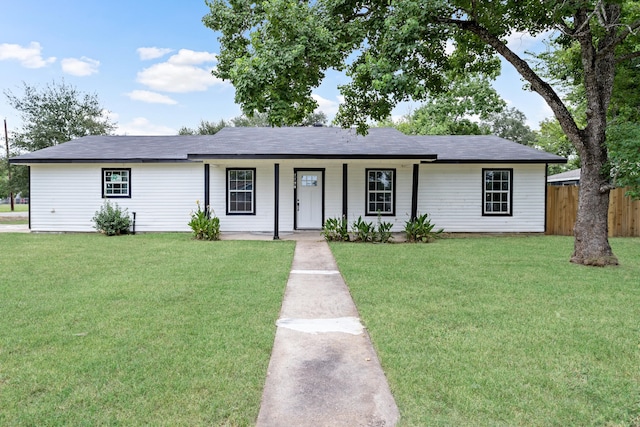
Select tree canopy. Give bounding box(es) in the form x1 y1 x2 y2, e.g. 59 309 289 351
535 31 640 197
388 74 505 135
4 80 116 197
377 74 536 145
4 80 116 152
179 119 229 135
178 111 328 134
205 0 640 265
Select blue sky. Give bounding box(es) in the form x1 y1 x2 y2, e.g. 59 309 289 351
1 0 553 136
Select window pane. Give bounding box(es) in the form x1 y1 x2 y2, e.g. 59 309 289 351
484 169 510 214
367 169 394 214
228 169 254 213
104 170 130 196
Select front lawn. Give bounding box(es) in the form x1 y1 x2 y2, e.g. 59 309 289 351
0 233 294 426
331 236 640 426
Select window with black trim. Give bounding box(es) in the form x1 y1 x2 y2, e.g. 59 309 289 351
483 169 512 215
227 168 255 215
366 169 395 215
103 168 131 198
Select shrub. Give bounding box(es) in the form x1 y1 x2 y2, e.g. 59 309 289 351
92 201 131 236
188 201 220 240
375 214 394 243
322 216 350 241
351 216 375 242
404 213 444 243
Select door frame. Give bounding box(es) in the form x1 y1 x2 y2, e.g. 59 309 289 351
293 168 326 230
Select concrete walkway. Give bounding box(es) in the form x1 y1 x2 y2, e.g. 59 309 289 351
256 239 400 426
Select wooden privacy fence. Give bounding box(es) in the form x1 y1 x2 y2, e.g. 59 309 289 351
546 185 640 237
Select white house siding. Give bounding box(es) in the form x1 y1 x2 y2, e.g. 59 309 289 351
28 160 547 234
206 159 415 233
418 163 547 232
207 160 345 233
29 163 203 232
344 160 417 232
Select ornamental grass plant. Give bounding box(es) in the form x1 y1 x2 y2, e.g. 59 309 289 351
188 201 220 240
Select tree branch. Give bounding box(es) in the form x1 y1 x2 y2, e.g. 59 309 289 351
438 17 584 152
616 50 640 64
604 18 640 54
600 183 617 193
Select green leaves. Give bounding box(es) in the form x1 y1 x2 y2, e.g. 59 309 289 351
188 201 221 240
4 80 116 152
205 0 348 126
92 201 132 236
607 122 640 199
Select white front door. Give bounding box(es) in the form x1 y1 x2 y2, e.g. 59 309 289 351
296 170 323 229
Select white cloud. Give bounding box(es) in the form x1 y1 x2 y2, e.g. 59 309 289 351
136 49 225 93
137 47 173 60
126 90 178 105
506 30 554 53
167 49 217 65
312 93 342 117
115 117 176 135
0 41 55 68
61 57 100 76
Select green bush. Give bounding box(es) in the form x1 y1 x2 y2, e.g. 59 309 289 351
404 213 444 243
375 214 394 243
92 201 131 236
351 216 375 242
322 216 350 241
188 201 220 240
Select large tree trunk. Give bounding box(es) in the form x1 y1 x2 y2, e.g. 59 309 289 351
441 4 625 266
571 143 618 266
568 5 619 266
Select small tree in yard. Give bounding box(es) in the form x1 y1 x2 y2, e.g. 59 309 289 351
92 201 131 236
5 80 116 152
205 0 640 266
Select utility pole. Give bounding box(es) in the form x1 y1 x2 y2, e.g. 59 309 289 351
4 118 13 212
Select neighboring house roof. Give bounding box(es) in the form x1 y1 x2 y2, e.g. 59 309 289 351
547 168 581 183
10 127 567 164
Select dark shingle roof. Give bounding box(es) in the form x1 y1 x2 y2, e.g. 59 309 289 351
409 135 566 163
9 135 200 163
10 127 566 164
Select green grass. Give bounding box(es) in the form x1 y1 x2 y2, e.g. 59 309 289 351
0 233 294 426
330 236 640 426
0 203 29 212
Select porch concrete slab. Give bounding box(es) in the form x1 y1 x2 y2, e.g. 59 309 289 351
256 240 399 427
0 224 29 233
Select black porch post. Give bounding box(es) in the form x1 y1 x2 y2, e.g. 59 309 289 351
274 163 280 240
411 164 419 220
342 163 348 219
204 164 210 216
